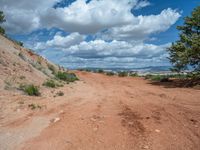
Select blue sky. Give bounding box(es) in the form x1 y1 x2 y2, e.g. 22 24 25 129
1 0 199 69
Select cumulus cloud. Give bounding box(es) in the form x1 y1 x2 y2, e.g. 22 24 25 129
40 0 138 34
98 8 181 41
0 0 180 38
0 0 60 33
64 39 170 59
0 0 136 34
34 32 85 50
35 36 170 68
134 0 150 10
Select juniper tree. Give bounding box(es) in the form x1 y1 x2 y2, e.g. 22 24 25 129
168 6 200 74
0 11 6 34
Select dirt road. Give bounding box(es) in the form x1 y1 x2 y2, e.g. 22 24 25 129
1 71 200 150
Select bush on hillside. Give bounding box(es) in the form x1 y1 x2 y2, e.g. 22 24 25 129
56 91 64 96
43 80 56 88
20 84 40 96
56 71 79 82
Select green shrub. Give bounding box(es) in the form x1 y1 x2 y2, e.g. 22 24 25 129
152 75 165 81
130 72 138 77
28 103 42 110
0 11 6 35
144 74 153 80
106 72 115 76
16 41 23 47
56 71 78 82
20 84 40 96
85 69 92 72
145 74 170 82
56 91 64 96
18 52 26 60
118 71 128 77
97 69 104 73
0 27 5 35
43 80 56 88
19 76 26 80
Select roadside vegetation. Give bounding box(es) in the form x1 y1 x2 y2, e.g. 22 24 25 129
28 103 42 110
144 73 191 82
106 72 115 76
97 69 104 73
43 79 64 88
56 91 64 96
167 6 200 83
118 71 128 77
43 80 57 88
129 72 139 77
55 71 79 82
19 84 40 96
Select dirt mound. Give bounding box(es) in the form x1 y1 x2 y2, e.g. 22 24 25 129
0 35 61 91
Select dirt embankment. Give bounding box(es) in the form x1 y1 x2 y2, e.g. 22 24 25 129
0 71 200 150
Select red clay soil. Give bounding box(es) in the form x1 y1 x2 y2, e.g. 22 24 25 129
1 71 200 150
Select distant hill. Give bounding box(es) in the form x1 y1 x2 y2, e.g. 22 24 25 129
77 66 171 73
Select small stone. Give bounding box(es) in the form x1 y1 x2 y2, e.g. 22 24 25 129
155 129 160 133
59 110 64 114
143 145 149 149
123 131 127 135
93 127 98 131
16 109 21 112
128 121 134 125
90 118 96 122
51 117 60 123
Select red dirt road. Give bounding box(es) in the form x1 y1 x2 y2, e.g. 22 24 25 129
1 72 200 150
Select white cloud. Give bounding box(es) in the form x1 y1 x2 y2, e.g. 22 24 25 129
64 39 170 59
0 0 156 34
134 0 150 10
0 0 60 33
0 0 180 38
34 32 85 50
40 0 138 34
98 8 181 41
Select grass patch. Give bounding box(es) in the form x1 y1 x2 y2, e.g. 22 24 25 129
97 69 104 73
56 91 64 96
20 84 40 96
28 103 42 110
144 74 189 82
43 79 56 88
130 72 138 77
118 71 128 77
19 76 26 80
55 71 79 82
106 72 115 76
18 52 26 60
43 79 64 88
